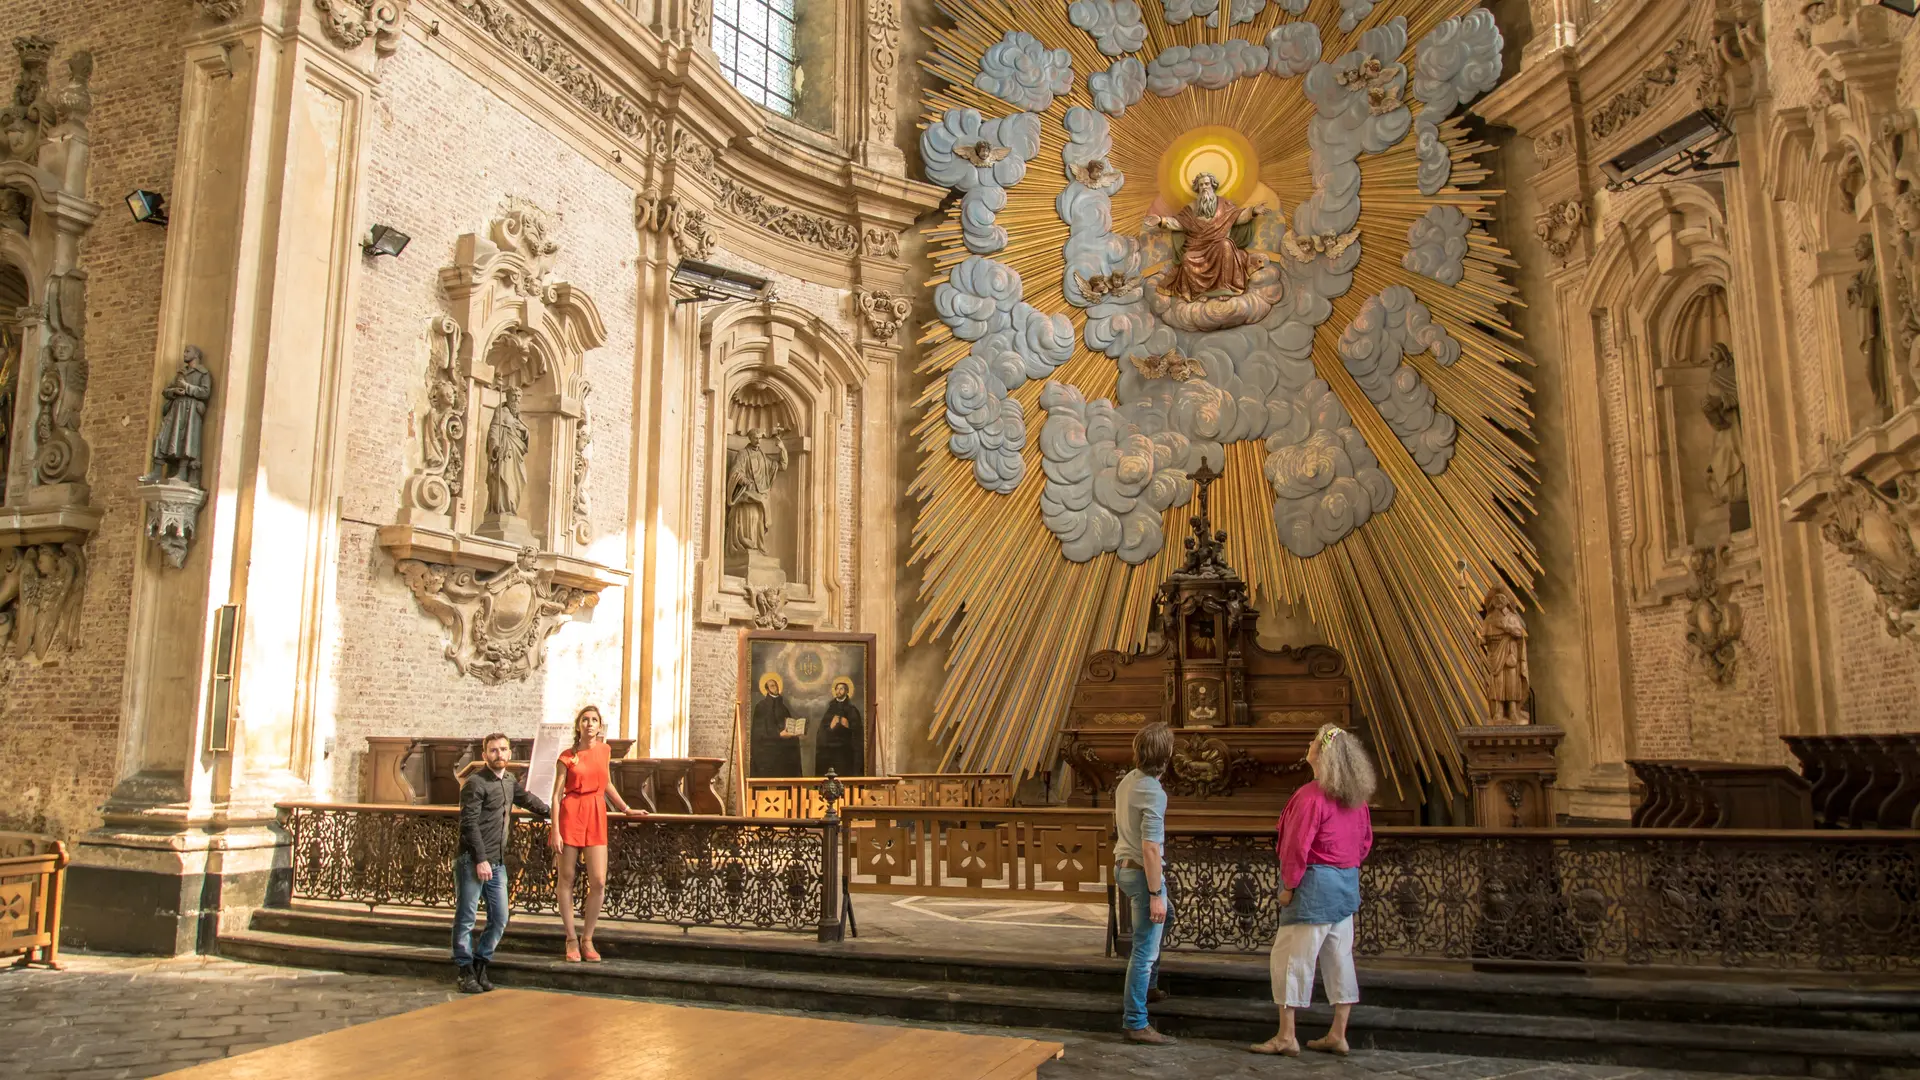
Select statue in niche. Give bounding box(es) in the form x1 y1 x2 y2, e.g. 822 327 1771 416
1 37 53 164
485 384 530 518
142 345 213 487
1701 343 1748 513
1143 172 1271 302
1479 582 1531 725
1846 234 1894 414
726 429 789 561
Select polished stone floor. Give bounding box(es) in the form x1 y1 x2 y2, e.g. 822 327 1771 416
0 954 1765 1080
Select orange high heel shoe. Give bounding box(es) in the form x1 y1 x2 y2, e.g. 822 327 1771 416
564 936 581 962
582 939 602 962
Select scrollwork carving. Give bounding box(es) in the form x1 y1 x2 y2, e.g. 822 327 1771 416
747 583 789 629
1535 199 1586 262
31 270 87 488
865 0 901 146
854 289 912 343
396 548 594 683
402 317 468 519
1812 469 1920 643
634 188 715 262
1532 125 1572 168
1588 38 1717 141
314 0 407 55
571 380 592 545
1684 545 1742 686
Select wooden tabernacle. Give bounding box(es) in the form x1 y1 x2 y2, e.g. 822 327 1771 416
157 989 1064 1080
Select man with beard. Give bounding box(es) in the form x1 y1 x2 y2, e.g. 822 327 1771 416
814 676 866 777
1145 171 1269 301
750 672 803 777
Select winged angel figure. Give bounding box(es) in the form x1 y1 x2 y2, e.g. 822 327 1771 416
952 140 1012 168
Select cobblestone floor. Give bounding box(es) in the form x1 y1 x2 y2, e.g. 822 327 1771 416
0 954 1760 1080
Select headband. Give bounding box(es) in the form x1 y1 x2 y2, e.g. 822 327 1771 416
1320 727 1341 749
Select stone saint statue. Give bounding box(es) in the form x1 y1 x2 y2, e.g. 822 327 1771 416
1846 234 1893 413
1701 343 1747 507
1479 582 1531 724
485 384 530 518
142 345 213 487
725 429 789 557
1143 172 1270 301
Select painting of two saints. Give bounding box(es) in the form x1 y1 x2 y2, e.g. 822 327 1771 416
742 633 874 779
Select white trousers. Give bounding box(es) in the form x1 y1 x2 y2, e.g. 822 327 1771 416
1269 915 1358 1008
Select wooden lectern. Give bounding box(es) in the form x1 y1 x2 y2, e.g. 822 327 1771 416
1458 724 1565 828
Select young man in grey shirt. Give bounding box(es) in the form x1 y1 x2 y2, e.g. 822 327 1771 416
1113 721 1175 1044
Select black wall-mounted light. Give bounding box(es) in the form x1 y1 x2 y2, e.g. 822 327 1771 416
1601 109 1737 191
362 224 411 258
1879 1 1917 17
126 190 168 226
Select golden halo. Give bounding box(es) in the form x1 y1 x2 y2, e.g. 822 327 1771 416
759 673 783 695
831 676 855 696
1158 125 1260 205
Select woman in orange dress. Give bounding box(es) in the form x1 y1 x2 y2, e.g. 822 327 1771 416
548 705 644 962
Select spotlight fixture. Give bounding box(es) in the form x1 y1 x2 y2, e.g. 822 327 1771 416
670 258 772 305
362 224 411 258
1879 0 1916 17
1601 109 1737 191
126 190 168 226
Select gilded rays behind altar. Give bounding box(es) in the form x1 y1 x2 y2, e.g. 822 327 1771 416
912 0 1531 797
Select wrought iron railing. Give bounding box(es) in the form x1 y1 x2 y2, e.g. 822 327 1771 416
1159 826 1920 973
278 802 845 941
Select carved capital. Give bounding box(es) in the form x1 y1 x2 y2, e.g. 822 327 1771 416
137 481 206 570
854 289 911 344
634 188 715 262
314 0 408 55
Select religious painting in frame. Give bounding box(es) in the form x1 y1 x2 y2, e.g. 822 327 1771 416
737 630 878 781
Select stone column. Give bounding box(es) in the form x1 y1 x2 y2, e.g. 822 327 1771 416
67 0 398 954
857 0 905 175
851 279 907 775
625 180 700 754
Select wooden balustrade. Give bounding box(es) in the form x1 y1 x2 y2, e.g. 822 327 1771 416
1781 734 1920 829
0 832 67 968
843 807 1113 900
278 802 844 941
748 777 900 818
892 773 1016 808
1627 760 1812 829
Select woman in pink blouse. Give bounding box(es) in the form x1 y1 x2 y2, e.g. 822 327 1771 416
1249 723 1376 1057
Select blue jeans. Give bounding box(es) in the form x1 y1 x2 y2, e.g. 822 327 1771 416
452 851 509 967
1116 866 1166 1030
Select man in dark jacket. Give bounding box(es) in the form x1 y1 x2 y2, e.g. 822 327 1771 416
453 732 549 993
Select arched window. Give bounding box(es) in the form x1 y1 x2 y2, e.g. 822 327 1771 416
713 0 799 118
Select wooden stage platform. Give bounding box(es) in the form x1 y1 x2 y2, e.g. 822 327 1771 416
158 989 1065 1080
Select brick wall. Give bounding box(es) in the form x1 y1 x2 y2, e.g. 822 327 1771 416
318 35 638 801
0 2 192 840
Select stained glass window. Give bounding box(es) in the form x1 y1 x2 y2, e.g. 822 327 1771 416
712 0 799 118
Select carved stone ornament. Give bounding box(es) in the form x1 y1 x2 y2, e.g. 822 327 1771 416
865 0 901 147
747 582 789 629
32 269 89 490
193 0 244 20
0 542 85 665
1164 734 1304 799
314 0 407 55
855 289 912 344
633 188 715 262
136 345 215 569
402 317 469 520
1532 125 1573 168
1683 545 1742 686
395 548 594 683
1811 468 1920 642
1535 199 1586 262
571 379 592 544
1588 38 1720 141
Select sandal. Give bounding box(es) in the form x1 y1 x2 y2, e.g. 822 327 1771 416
1247 1037 1300 1056
582 940 602 962
564 936 581 962
1306 1035 1350 1056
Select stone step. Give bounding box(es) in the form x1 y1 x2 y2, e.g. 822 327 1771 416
219 921 1920 1079
249 905 1920 1034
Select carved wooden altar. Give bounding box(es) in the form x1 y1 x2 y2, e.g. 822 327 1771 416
1055 463 1367 815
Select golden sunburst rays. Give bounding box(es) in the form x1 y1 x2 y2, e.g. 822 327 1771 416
910 0 1535 794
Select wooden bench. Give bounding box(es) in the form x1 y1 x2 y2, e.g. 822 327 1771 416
0 832 68 969
1629 760 1813 829
1781 734 1920 829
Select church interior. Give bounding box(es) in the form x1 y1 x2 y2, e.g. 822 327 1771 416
2 0 1918 1076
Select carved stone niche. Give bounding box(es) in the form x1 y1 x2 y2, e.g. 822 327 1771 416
0 38 100 667
695 301 866 631
377 199 626 682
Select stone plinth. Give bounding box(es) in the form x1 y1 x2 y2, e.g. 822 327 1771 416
1459 724 1565 829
